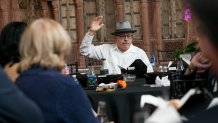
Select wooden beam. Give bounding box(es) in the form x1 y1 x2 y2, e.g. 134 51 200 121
155 0 162 50
141 0 150 52
76 0 84 46
76 0 85 66
115 0 124 22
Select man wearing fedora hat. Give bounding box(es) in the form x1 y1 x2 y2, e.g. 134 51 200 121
80 16 153 74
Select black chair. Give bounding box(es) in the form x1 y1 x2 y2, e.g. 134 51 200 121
84 56 102 67
67 62 78 75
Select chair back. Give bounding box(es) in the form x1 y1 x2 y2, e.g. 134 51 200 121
84 56 103 67
67 62 78 75
157 50 174 65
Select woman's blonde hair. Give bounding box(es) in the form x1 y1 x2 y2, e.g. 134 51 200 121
19 18 71 72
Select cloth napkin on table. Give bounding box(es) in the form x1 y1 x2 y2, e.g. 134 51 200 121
155 75 170 86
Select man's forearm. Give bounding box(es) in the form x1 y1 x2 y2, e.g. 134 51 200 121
79 32 94 56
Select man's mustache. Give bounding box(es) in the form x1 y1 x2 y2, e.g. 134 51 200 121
122 43 129 44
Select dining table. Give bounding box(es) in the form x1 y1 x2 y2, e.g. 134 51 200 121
85 78 170 123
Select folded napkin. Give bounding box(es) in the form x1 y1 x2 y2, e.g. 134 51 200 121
96 83 117 92
155 75 170 86
140 95 168 108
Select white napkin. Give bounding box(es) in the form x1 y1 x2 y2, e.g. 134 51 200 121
145 106 182 123
98 83 117 89
140 95 168 108
207 98 218 109
155 75 170 86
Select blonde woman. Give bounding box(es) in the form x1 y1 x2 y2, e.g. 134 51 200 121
16 18 98 123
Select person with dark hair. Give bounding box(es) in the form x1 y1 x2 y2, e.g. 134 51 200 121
0 22 44 123
183 0 218 122
0 22 27 82
145 1 218 122
189 0 218 75
0 66 44 123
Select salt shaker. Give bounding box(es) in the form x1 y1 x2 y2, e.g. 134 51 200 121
163 66 168 72
159 66 163 72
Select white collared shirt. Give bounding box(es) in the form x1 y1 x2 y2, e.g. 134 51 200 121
80 33 153 74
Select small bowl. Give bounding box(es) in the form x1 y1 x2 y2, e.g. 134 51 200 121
123 74 136 82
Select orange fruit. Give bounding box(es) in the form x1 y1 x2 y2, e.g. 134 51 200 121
116 80 123 85
116 80 127 89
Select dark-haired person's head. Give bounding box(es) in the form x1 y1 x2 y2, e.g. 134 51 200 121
0 22 27 81
0 22 27 67
190 0 218 73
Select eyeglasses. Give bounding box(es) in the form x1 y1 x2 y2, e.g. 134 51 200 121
117 34 132 39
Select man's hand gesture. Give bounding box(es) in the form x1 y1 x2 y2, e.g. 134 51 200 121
89 16 104 33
